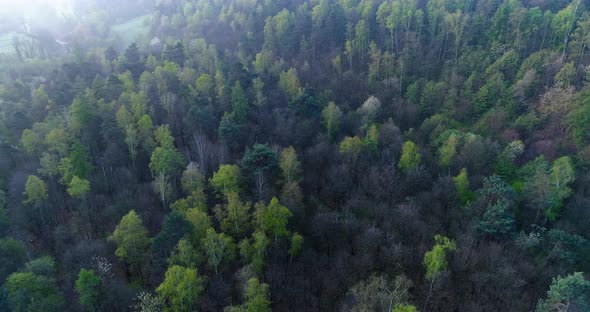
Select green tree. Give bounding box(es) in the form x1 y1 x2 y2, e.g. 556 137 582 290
251 231 269 274
394 304 417 312
210 164 242 197
69 141 93 179
20 129 40 156
569 89 590 147
424 235 457 280
45 127 69 156
536 272 589 312
180 164 205 194
231 81 248 122
154 125 174 148
398 141 421 172
494 140 525 180
168 238 202 268
244 278 271 312
38 153 59 180
278 68 302 100
196 74 214 97
6 272 64 312
217 193 251 239
257 197 292 241
185 208 212 247
423 234 457 310
75 269 101 312
156 265 205 312
149 146 185 178
339 136 364 159
67 176 91 198
23 175 47 206
322 101 342 139
439 133 458 170
70 92 96 133
288 233 303 260
454 168 474 206
137 114 155 152
202 228 235 274
252 77 266 108
151 211 193 272
545 156 575 221
109 210 150 280
477 201 515 238
280 147 302 183
0 238 27 282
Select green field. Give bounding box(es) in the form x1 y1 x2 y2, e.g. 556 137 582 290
111 14 151 46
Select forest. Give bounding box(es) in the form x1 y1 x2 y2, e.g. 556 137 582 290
0 0 589 311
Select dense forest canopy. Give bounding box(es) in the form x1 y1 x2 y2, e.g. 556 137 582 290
0 0 590 311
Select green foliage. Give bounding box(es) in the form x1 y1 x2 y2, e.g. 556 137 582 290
256 197 292 240
423 235 457 280
241 144 279 179
202 228 235 274
151 211 193 270
398 141 421 172
494 140 525 180
231 81 248 122
6 272 64 312
20 129 39 156
279 67 302 100
23 256 56 277
535 272 590 312
196 74 214 96
217 193 251 239
210 164 242 197
149 146 186 177
280 146 302 183
181 163 206 195
244 278 271 312
339 136 364 159
289 233 303 259
393 304 417 312
364 124 379 152
218 112 244 150
185 208 212 246
438 133 458 169
109 210 150 271
23 175 47 206
156 265 205 312
67 176 91 198
69 141 93 179
546 229 589 267
0 238 27 282
75 269 101 311
154 125 174 148
168 238 202 268
569 89 590 148
477 201 515 238
70 92 96 133
322 101 342 139
545 156 575 221
454 168 474 206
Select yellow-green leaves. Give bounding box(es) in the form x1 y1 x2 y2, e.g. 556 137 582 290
423 235 456 280
399 141 421 172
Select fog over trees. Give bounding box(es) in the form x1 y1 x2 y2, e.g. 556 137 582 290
0 0 589 311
